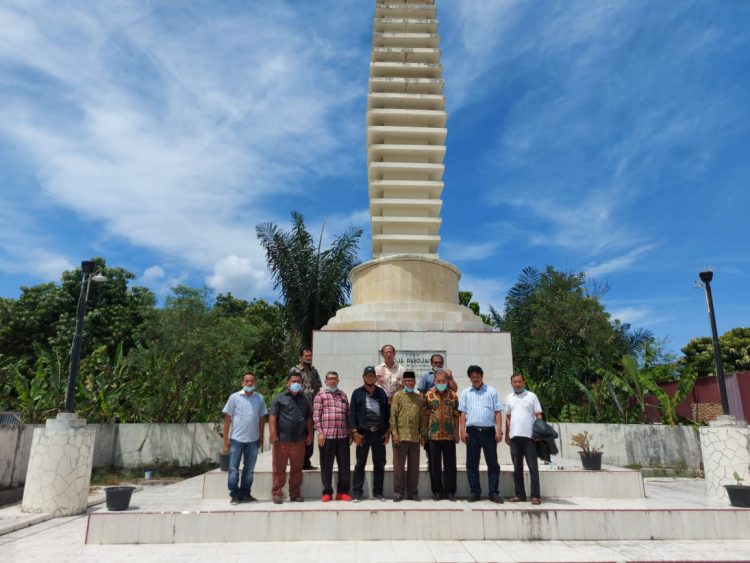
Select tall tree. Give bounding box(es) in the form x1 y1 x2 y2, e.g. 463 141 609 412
256 211 362 346
500 266 649 419
680 327 750 377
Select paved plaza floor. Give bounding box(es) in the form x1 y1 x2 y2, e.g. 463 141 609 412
2 475 749 562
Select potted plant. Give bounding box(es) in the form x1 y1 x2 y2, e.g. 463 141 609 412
725 467 750 508
570 431 603 470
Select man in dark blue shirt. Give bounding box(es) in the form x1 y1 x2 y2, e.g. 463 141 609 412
350 366 390 502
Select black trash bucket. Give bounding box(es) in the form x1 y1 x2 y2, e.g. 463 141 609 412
105 486 136 511
219 452 230 472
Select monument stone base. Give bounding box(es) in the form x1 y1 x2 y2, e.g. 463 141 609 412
699 415 750 501
313 329 513 398
322 255 492 332
21 412 96 517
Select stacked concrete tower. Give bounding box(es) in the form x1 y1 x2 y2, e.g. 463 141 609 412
318 0 510 396
322 0 493 334
367 0 446 258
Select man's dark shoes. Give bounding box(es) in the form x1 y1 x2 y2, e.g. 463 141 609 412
407 495 420 502
489 495 504 504
374 494 386 501
393 494 403 502
230 497 240 505
446 493 457 501
291 496 305 502
509 496 526 503
272 497 283 504
432 493 442 501
240 494 257 503
468 495 480 502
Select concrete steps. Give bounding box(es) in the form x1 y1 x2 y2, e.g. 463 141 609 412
202 465 646 500
85 491 750 544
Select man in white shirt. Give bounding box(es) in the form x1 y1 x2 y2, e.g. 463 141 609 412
222 372 267 504
504 373 543 505
375 344 404 402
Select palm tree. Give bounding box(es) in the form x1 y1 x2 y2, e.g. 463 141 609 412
256 211 362 346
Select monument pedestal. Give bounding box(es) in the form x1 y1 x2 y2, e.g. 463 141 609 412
21 412 96 516
314 329 513 398
699 415 750 501
319 255 511 395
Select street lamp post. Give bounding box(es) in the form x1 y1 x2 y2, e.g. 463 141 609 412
22 259 106 516
699 270 730 416
64 260 106 413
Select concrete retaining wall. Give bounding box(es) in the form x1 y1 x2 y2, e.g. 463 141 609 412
1 422 700 487
1 422 224 486
556 423 702 471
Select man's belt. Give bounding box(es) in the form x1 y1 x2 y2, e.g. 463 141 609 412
467 426 495 432
360 426 380 432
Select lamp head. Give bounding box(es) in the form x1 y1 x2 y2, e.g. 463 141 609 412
699 271 713 284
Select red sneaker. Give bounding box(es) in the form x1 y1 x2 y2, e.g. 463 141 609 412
335 493 352 502
321 494 333 502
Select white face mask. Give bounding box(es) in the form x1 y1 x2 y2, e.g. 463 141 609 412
289 382 302 393
243 385 255 393
326 385 338 392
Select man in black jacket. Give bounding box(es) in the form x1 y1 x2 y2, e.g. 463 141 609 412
350 365 390 502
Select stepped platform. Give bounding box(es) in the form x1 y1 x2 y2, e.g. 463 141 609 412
201 463 646 500
84 452 750 545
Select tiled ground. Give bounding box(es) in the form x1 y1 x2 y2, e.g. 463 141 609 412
2 475 749 561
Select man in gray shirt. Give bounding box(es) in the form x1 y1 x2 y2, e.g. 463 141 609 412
222 372 267 505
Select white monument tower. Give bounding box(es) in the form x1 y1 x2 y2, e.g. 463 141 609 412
316 0 512 394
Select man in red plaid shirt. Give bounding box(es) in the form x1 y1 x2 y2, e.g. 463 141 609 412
312 371 353 501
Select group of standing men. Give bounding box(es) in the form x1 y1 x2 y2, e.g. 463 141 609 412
222 344 544 505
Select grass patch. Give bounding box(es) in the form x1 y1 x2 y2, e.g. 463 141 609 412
91 460 217 486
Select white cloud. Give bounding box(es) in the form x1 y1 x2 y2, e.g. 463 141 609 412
0 1 366 284
585 245 655 278
141 265 165 283
442 240 500 262
608 306 667 328
458 273 508 312
206 255 270 301
33 252 74 281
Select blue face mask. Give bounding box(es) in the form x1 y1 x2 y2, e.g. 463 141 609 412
289 382 302 393
326 385 338 393
436 383 448 392
404 386 415 393
243 385 255 393
514 387 526 394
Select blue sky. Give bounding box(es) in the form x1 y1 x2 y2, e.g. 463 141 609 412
1 0 748 355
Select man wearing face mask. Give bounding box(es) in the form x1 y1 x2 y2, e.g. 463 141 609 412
423 370 460 501
417 354 457 394
313 371 353 502
269 373 313 504
222 372 267 505
505 373 543 505
350 366 390 502
416 353 457 491
288 346 322 470
389 371 424 501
